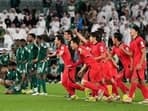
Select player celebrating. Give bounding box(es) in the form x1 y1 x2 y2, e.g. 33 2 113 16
48 35 84 100
74 30 120 101
70 37 105 102
123 25 148 104
111 32 131 96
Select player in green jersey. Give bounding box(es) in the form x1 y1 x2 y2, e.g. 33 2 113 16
25 33 38 93
16 39 28 90
0 49 10 66
32 35 49 96
0 61 22 94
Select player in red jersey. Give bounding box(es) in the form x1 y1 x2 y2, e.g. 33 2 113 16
48 35 84 100
74 30 120 100
123 25 148 104
70 37 106 101
111 32 131 95
88 32 111 99
112 32 132 80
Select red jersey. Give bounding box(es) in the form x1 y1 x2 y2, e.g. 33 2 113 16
85 41 106 62
130 36 146 66
78 46 99 67
56 44 73 66
78 45 103 81
112 43 131 67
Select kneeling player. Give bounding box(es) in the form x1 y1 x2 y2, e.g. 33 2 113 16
0 62 22 94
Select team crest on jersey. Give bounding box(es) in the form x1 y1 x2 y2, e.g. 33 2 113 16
86 47 91 51
140 41 144 47
125 47 129 51
100 46 104 52
61 46 64 50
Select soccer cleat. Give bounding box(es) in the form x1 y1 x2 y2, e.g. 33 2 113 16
112 95 120 101
122 95 132 103
44 93 48 96
33 88 38 93
96 90 104 101
68 95 79 100
26 89 34 94
85 96 97 102
64 94 71 98
138 99 148 104
40 92 48 96
103 95 114 102
21 89 26 94
32 92 39 96
102 96 109 101
84 88 91 99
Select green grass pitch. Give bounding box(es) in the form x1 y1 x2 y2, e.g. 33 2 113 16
0 84 148 111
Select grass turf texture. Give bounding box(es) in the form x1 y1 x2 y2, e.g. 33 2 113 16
0 84 148 111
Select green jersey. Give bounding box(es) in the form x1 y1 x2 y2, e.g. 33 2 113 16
25 43 38 62
5 70 21 82
24 43 38 72
6 70 22 94
37 43 49 74
0 54 9 66
16 47 28 64
16 47 28 74
37 43 48 62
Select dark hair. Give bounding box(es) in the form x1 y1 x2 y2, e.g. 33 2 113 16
29 33 36 39
41 34 49 42
130 24 140 34
90 31 102 42
20 39 26 42
9 61 16 66
65 30 73 38
56 35 65 44
130 24 146 39
71 37 80 45
114 32 123 42
20 39 27 46
37 35 42 40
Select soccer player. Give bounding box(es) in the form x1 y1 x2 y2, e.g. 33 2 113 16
64 30 77 62
32 35 48 96
74 30 119 100
0 49 10 66
0 61 22 94
48 35 84 100
70 37 104 102
111 32 131 95
16 39 28 90
25 33 38 94
123 25 148 104
112 32 132 80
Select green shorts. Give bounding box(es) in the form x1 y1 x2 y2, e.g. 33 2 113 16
37 61 48 74
17 64 26 74
26 63 37 74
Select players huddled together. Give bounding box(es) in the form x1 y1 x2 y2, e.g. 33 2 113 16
0 24 148 104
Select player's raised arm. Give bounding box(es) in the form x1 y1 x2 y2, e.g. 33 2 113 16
73 29 88 43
